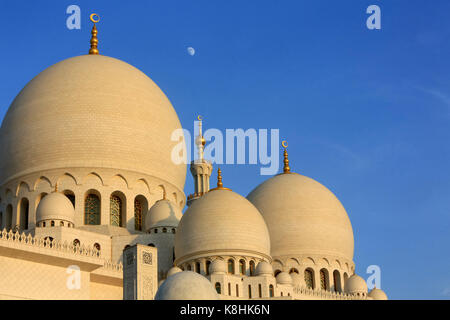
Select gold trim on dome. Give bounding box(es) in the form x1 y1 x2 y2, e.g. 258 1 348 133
89 13 100 55
210 167 231 191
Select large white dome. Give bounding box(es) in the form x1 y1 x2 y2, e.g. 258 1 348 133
0 55 186 192
247 173 354 261
175 189 271 264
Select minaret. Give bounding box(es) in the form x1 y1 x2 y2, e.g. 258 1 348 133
187 116 213 206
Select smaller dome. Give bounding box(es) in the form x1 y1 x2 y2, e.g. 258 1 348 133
345 274 368 295
290 272 301 285
155 271 219 300
256 261 273 276
145 199 182 231
369 288 388 300
276 272 293 285
36 192 75 224
158 279 165 287
209 259 226 275
167 266 183 278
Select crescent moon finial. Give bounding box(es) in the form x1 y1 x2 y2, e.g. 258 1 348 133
197 115 203 121
90 13 100 23
282 140 288 148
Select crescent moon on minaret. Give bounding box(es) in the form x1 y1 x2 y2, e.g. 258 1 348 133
197 115 203 121
282 140 288 148
90 13 100 23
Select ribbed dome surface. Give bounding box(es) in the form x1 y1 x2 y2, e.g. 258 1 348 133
175 189 271 262
247 173 354 260
0 55 186 191
145 199 182 231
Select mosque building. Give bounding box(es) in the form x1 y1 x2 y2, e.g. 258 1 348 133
0 16 387 300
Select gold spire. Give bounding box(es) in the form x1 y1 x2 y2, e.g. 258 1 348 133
210 167 231 191
282 140 291 174
54 182 59 193
89 14 100 55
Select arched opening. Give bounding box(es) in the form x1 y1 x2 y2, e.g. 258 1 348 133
248 285 252 299
43 236 54 248
304 268 315 289
320 268 329 290
0 211 3 230
205 260 211 275
249 260 256 276
64 190 75 208
187 264 191 271
73 239 80 247
51 221 55 227
195 262 201 273
289 268 299 274
94 243 101 251
274 269 282 277
239 259 246 275
215 282 221 294
5 205 12 231
269 284 274 297
228 283 231 295
333 270 342 292
343 272 349 291
110 192 125 227
84 192 100 225
227 259 235 274
148 243 155 247
134 195 148 231
162 227 167 233
19 198 29 231
258 284 262 298
236 284 239 297
172 228 176 234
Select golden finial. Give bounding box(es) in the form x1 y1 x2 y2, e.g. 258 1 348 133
54 182 59 193
89 14 100 55
282 140 291 174
210 167 231 191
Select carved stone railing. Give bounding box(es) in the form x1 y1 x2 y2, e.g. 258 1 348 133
0 228 101 258
293 286 366 300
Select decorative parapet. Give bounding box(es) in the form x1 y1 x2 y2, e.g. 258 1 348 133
293 286 366 300
0 228 101 258
103 259 123 272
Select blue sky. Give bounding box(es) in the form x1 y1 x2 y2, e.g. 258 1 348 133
0 1 449 299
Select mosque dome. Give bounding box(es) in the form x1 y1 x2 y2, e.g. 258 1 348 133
175 188 271 264
209 259 226 275
345 274 368 295
290 272 301 285
36 192 75 224
276 272 293 285
247 172 354 261
368 288 388 300
0 54 186 191
255 261 273 276
145 199 182 231
166 266 183 278
155 271 219 300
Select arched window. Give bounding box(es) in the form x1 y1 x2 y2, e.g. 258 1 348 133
304 268 314 289
195 262 201 273
51 221 55 227
73 239 80 247
5 205 12 231
134 198 143 231
172 228 176 234
187 264 192 271
85 194 100 225
228 283 231 295
19 198 29 230
289 268 299 274
248 285 252 299
154 228 158 234
94 243 101 251
239 259 246 275
333 270 341 292
205 260 211 275
274 269 282 277
236 284 239 297
60 221 64 226
249 260 256 276
320 269 329 290
269 284 274 297
215 282 221 294
258 284 262 298
44 236 54 248
42 221 46 227
343 272 349 291
227 259 235 274
110 194 123 227
148 243 155 247
162 227 167 233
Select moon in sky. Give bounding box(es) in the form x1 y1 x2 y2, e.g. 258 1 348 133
187 47 195 56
